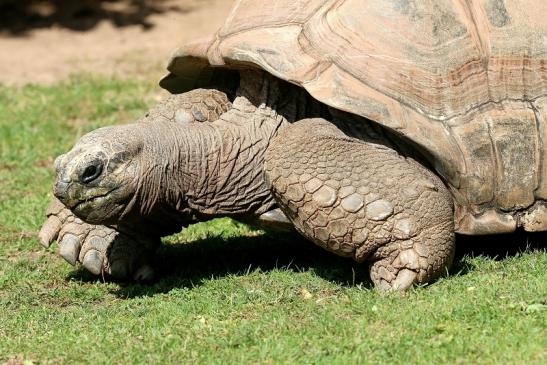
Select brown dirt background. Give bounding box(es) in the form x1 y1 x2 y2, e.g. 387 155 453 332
0 0 234 85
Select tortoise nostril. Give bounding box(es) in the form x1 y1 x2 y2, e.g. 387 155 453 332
80 163 103 184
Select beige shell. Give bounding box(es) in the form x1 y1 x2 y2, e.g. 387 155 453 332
161 0 547 234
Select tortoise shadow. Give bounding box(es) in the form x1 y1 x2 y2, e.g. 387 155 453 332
115 229 375 298
68 226 546 298
450 229 546 276
68 226 375 295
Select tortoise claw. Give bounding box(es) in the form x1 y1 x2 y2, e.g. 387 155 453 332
58 233 80 266
82 249 104 275
133 264 155 282
38 215 62 248
109 260 129 280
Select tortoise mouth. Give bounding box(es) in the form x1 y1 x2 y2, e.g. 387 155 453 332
71 188 116 211
69 186 123 221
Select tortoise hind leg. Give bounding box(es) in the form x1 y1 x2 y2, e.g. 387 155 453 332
264 118 455 290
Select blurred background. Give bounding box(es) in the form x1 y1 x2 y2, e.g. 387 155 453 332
0 0 234 85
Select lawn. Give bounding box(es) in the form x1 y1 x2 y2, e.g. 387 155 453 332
0 77 545 364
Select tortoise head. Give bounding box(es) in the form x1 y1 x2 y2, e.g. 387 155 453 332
53 124 144 225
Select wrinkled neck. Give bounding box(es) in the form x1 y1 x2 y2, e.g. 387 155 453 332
129 111 284 232
123 72 327 235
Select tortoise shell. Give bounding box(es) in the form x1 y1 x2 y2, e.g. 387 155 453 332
161 0 547 234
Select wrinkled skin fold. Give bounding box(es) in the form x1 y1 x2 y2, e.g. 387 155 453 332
40 72 455 290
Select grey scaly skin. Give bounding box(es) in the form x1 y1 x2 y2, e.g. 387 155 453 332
40 72 455 290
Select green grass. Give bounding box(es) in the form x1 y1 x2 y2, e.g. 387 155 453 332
0 76 545 364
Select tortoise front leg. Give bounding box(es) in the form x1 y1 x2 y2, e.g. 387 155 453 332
264 118 455 290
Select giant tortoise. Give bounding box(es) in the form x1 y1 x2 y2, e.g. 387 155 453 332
39 0 547 290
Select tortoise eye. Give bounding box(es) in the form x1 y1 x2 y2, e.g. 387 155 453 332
80 163 103 184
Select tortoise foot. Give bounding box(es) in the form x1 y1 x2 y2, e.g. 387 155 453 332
369 239 454 291
39 198 158 281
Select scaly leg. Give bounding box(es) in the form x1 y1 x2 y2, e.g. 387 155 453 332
264 119 455 290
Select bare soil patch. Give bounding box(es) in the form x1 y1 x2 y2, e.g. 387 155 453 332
0 0 233 85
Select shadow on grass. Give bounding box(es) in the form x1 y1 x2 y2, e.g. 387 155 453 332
68 228 374 297
0 0 192 35
451 230 547 276
67 228 546 298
